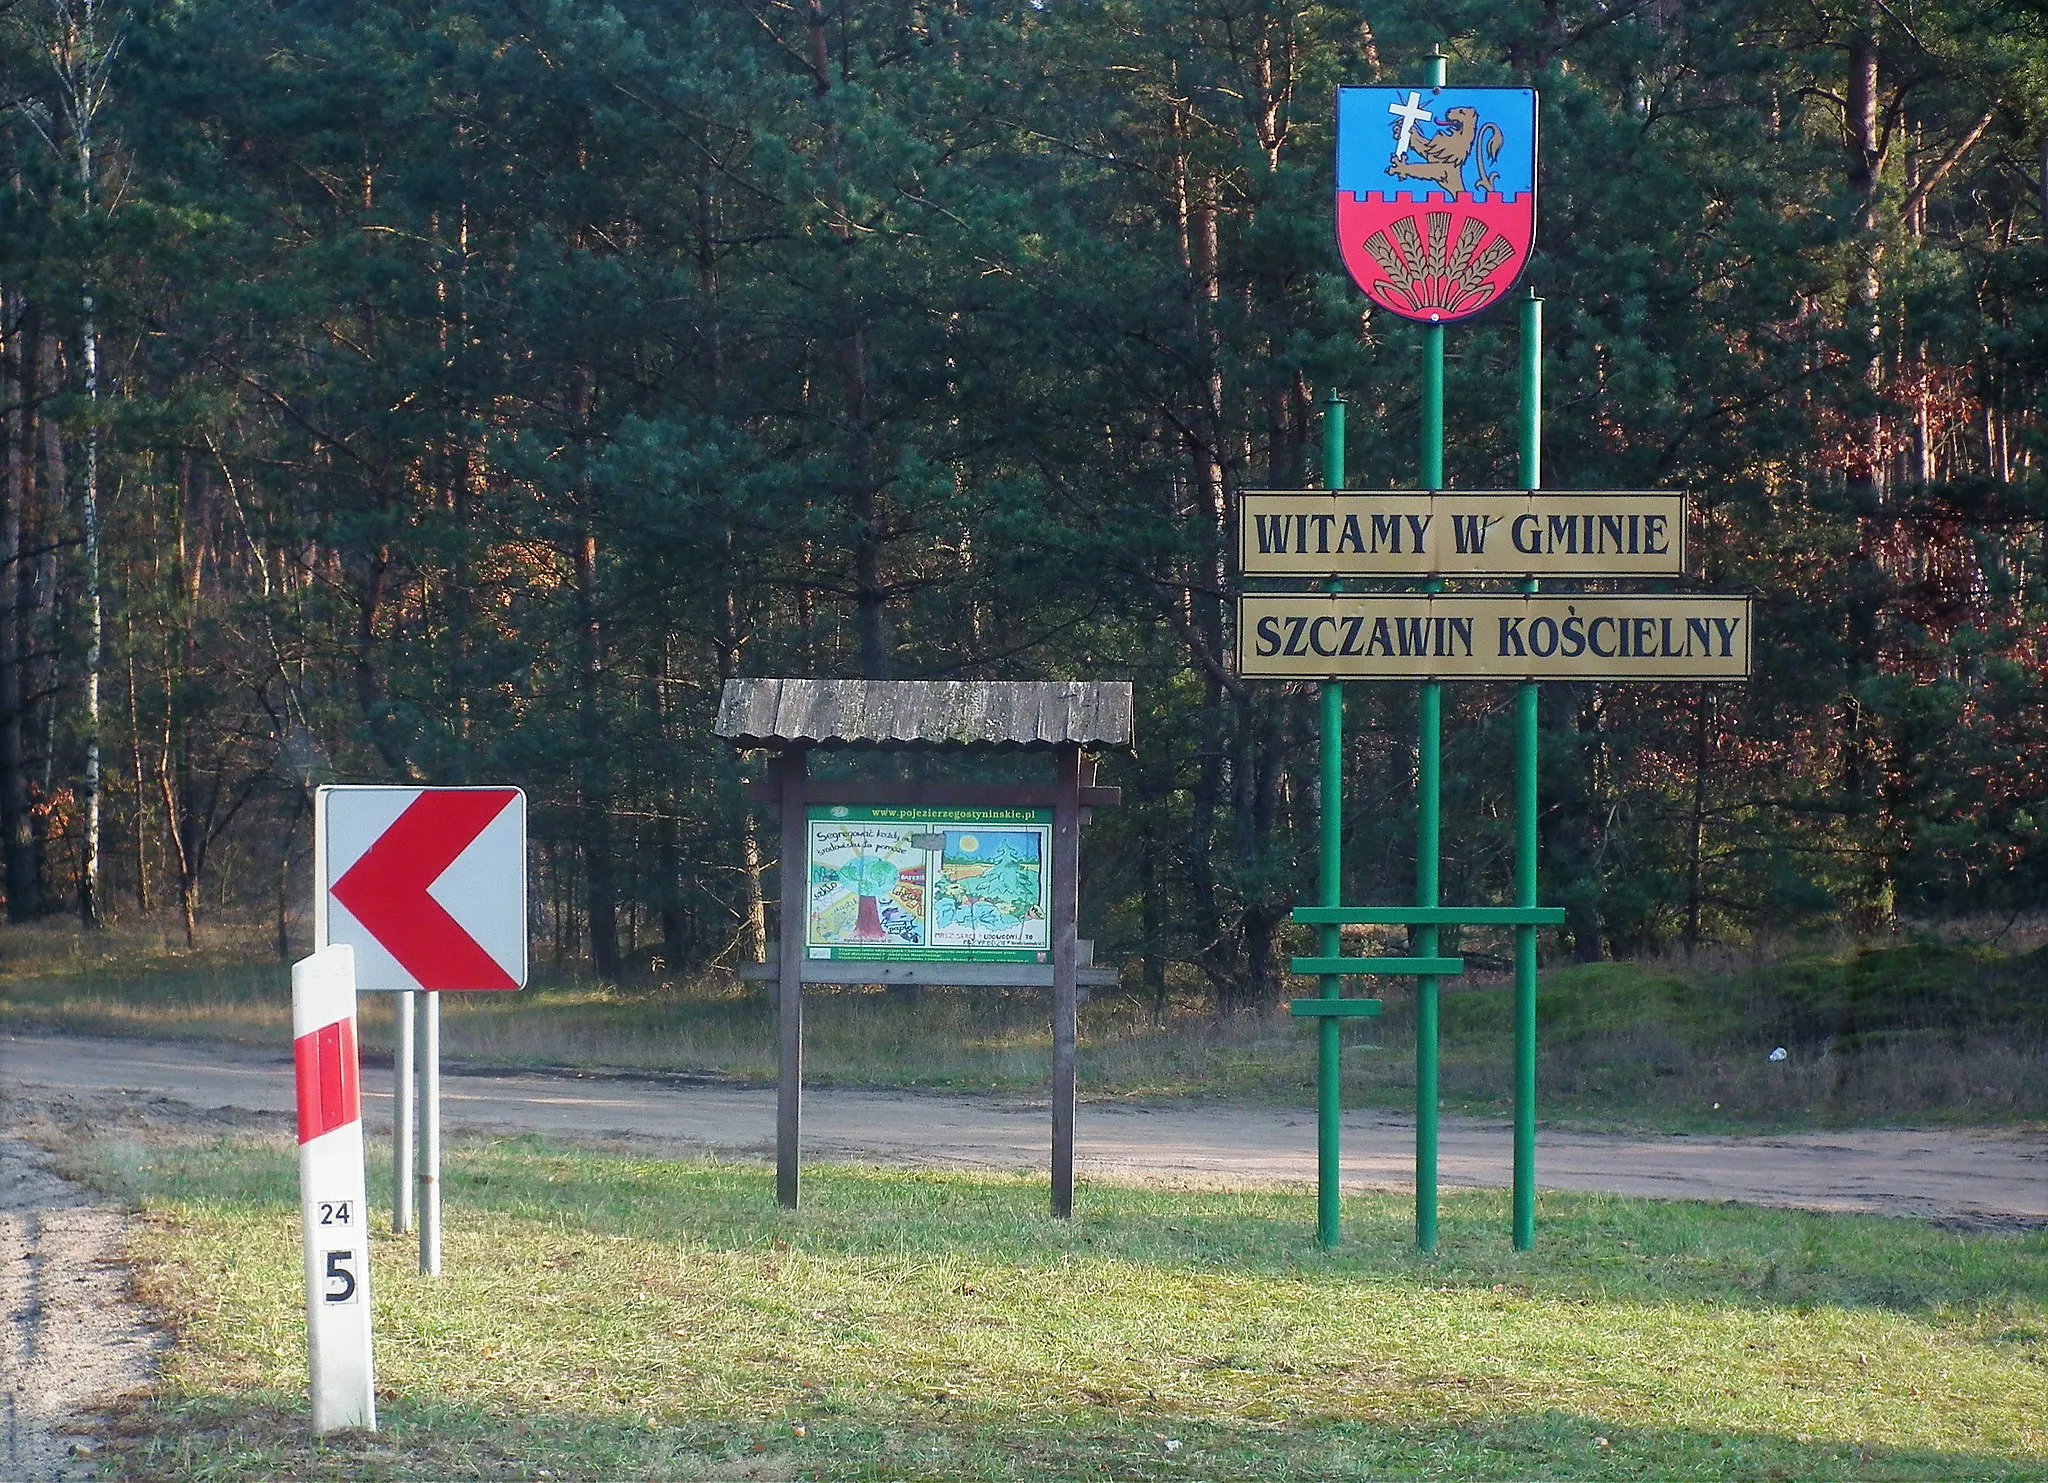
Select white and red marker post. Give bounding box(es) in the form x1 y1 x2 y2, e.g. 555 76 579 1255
293 943 376 1433
315 786 528 1276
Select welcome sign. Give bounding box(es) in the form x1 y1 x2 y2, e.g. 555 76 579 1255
1238 594 1752 680
1239 491 1686 577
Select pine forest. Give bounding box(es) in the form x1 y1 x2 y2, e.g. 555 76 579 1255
0 0 2045 1008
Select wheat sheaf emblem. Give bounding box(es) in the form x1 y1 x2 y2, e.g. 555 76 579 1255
1364 211 1515 316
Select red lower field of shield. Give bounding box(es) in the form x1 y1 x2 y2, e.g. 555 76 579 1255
1337 192 1534 323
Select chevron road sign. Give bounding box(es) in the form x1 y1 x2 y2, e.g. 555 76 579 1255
314 786 528 993
314 784 527 1278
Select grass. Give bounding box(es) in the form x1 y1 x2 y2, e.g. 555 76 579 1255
52 1128 2048 1481
4 920 2048 1131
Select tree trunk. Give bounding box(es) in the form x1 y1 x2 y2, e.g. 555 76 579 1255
1684 687 1711 952
32 332 64 910
572 365 620 979
722 574 768 964
75 60 104 929
1229 692 1290 1011
798 0 891 677
276 789 304 961
1141 803 1167 1019
0 292 37 922
1837 1 1889 912
1843 0 1885 512
651 636 687 957
126 632 148 912
78 305 102 927
1170 108 1243 1005
698 164 766 964
1547 684 1605 962
845 331 890 679
162 456 199 948
576 522 620 978
352 544 413 777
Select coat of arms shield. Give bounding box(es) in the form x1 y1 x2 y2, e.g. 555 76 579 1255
1335 86 1538 323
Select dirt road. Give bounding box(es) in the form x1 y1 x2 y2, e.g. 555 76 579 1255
6 1030 2046 1225
0 1135 157 1482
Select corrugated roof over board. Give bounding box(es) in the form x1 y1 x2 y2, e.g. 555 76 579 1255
716 679 1134 750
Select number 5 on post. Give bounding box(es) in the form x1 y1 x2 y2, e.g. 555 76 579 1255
294 943 376 1433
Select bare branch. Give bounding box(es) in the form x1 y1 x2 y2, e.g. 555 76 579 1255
1900 108 1998 223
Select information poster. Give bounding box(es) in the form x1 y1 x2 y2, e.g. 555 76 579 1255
806 806 1053 962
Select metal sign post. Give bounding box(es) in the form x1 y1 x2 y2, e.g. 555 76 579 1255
292 943 375 1434
1316 396 1349 1251
419 989 441 1275
1514 292 1543 1253
315 785 528 1276
1259 56 1750 1255
1417 286 1447 1255
393 988 414 1234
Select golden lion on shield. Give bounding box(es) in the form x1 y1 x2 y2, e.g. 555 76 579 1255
1389 106 1503 197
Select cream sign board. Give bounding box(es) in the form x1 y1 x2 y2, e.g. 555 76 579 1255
1238 594 1752 680
1239 491 1686 577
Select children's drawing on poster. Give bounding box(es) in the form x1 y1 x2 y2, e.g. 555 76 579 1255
933 829 1044 949
807 822 927 949
806 807 1051 961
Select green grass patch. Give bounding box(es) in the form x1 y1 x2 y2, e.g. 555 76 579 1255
1521 945 2048 1127
67 1132 2048 1480
0 921 294 1043
6 921 2048 1130
1534 943 2048 1050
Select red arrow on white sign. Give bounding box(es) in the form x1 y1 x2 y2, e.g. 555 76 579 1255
316 787 527 992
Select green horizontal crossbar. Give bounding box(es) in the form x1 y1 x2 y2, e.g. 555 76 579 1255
1292 906 1567 927
1289 998 1384 1019
1290 956 1464 978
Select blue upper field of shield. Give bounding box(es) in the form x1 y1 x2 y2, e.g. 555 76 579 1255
1337 87 1536 202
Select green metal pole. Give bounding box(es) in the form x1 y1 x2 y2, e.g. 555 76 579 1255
1317 394 1347 1250
1416 334 1445 1256
1514 292 1542 1252
1414 47 1448 1257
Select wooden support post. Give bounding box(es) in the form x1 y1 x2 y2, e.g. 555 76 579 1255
1051 744 1082 1219
774 746 808 1210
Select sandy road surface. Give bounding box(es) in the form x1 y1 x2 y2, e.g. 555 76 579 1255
0 1135 157 1482
5 1030 2046 1225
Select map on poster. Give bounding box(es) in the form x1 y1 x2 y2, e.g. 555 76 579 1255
806 805 1053 962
